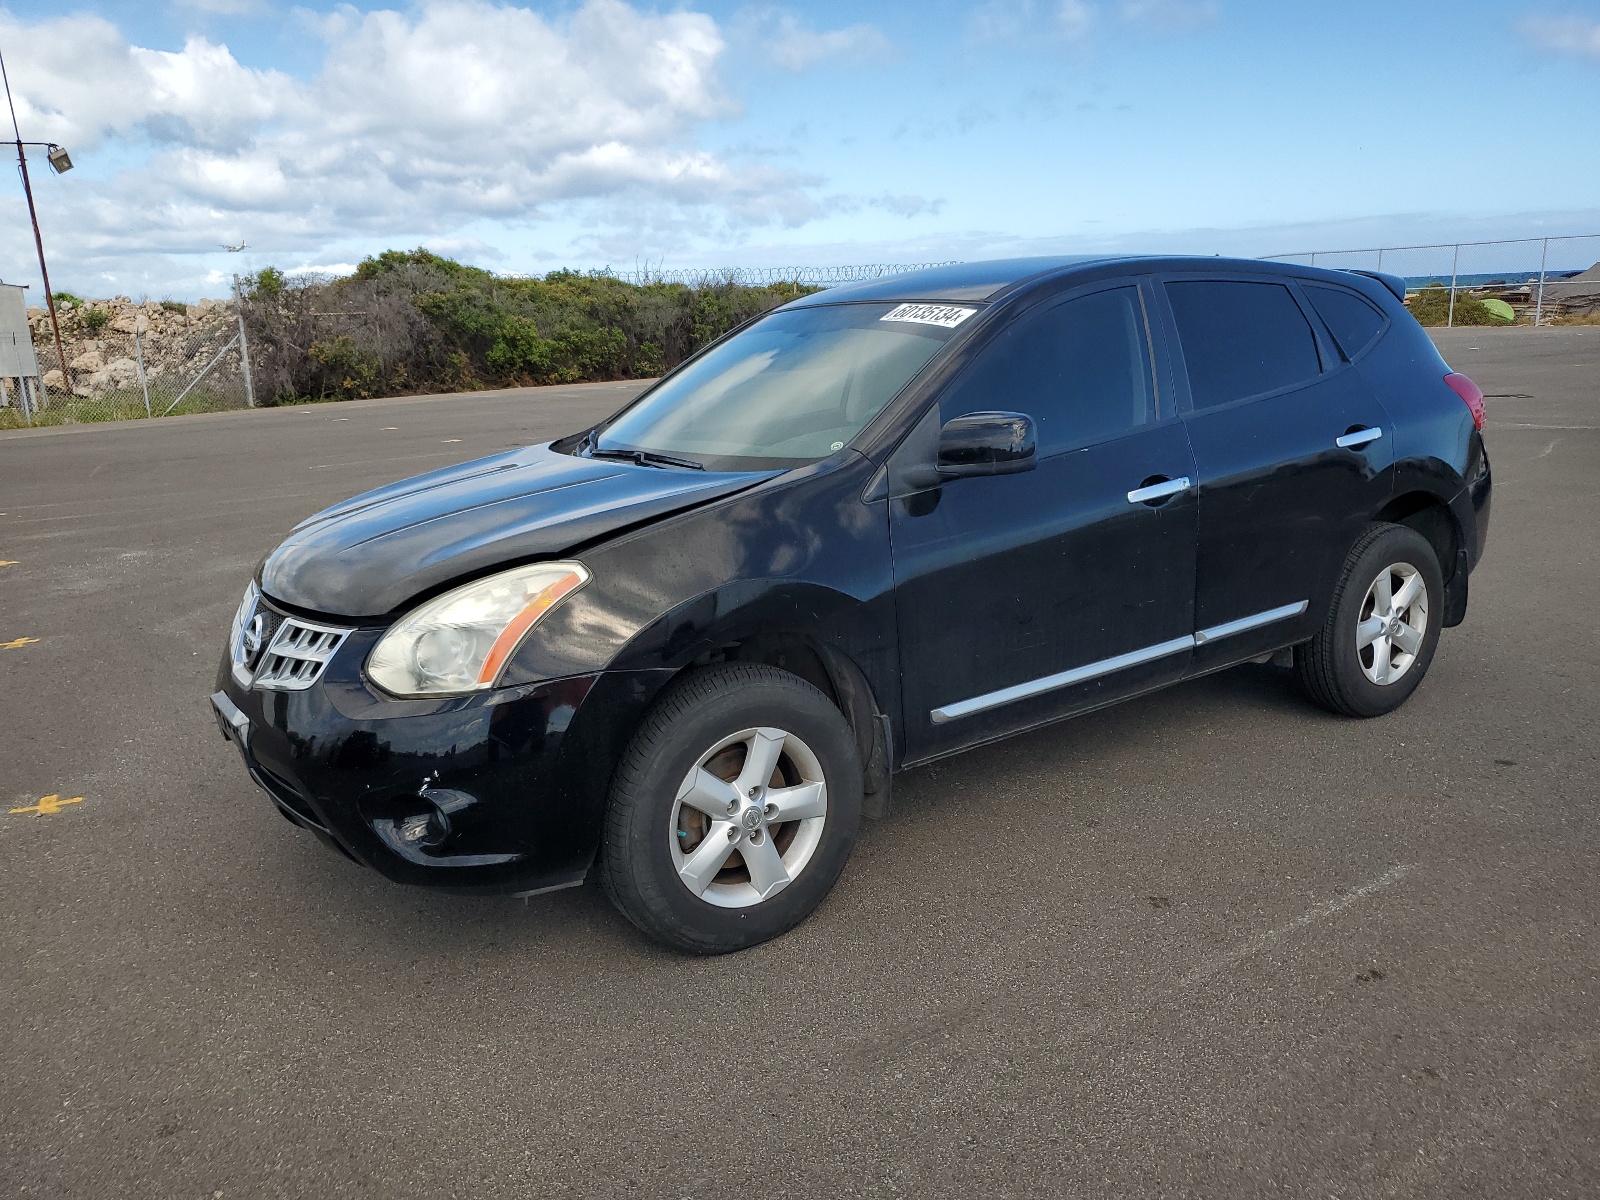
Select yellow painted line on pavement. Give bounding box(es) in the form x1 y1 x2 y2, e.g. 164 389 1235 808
1 637 40 651
0 560 17 566
9 795 84 816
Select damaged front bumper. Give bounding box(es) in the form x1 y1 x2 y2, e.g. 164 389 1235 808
211 624 669 894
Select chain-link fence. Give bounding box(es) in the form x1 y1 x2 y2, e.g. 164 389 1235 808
1 297 253 429
8 244 1596 431
1263 233 1600 327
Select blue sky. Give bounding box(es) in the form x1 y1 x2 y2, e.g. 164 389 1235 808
3 1 1599 299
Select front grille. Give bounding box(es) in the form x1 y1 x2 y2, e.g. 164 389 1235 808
230 584 351 692
254 616 351 691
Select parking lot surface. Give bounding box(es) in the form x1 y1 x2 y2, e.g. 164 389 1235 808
2 328 1597 1198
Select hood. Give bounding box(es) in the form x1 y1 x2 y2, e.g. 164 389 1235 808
261 443 773 617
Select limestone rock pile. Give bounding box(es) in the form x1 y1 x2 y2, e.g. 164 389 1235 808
26 296 237 397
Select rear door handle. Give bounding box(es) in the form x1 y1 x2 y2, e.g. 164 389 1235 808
1127 476 1192 505
1335 426 1383 450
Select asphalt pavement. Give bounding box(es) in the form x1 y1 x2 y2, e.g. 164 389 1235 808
2 328 1597 1198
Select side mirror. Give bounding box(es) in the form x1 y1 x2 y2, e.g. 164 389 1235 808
891 408 1038 494
935 411 1036 480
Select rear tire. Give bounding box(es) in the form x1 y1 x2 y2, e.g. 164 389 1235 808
599 663 863 954
1295 523 1444 718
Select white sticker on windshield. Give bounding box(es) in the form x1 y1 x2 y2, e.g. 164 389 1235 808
880 303 976 328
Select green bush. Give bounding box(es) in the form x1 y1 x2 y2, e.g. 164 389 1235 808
308 335 383 399
81 306 111 334
159 299 188 315
239 248 820 404
486 315 556 379
52 291 82 309
1406 284 1515 327
245 267 287 302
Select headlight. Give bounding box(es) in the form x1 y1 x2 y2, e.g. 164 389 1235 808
366 562 590 698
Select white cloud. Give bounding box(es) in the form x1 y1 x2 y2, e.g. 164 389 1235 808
0 16 295 152
969 0 1217 43
742 10 894 71
0 1 822 294
283 262 360 278
970 0 1097 43
169 0 272 14
871 193 946 218
1518 15 1600 60
1117 0 1219 32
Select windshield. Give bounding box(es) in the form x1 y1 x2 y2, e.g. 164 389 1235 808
591 302 971 470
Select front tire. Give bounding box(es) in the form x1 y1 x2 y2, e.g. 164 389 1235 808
1295 522 1444 718
599 663 863 954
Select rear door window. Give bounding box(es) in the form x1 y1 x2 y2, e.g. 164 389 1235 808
941 286 1155 456
1165 280 1323 410
1304 284 1386 361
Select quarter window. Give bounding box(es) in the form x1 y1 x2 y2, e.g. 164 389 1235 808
941 286 1155 456
1166 280 1322 410
1305 284 1386 361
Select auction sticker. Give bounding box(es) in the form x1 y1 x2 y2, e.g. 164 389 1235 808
880 303 977 328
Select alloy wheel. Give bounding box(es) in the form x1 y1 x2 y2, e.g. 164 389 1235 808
1356 561 1429 685
669 726 829 909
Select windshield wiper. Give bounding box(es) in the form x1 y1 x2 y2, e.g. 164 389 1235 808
587 446 705 471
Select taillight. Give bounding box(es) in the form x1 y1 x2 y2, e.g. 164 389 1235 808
1444 372 1485 431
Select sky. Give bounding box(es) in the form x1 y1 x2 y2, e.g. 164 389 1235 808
2 0 1599 300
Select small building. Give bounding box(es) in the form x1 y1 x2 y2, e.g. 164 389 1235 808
0 280 44 419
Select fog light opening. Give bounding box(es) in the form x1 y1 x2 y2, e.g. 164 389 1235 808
366 786 481 860
396 802 452 850
397 811 442 846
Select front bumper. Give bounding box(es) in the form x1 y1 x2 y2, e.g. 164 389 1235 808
213 619 673 894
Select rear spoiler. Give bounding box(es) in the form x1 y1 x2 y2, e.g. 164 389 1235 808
1346 269 1408 302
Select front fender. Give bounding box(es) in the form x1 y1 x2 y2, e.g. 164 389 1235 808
603 579 887 673
501 453 896 682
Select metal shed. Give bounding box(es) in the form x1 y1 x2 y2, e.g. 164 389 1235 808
0 280 43 419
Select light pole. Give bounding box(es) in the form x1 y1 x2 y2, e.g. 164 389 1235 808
1 41 74 398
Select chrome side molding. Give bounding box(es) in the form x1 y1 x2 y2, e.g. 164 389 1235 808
1193 600 1308 645
930 599 1309 724
931 636 1193 724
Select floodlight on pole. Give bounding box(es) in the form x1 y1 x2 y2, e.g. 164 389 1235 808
0 39 73 397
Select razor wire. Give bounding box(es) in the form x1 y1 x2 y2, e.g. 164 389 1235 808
579 263 962 288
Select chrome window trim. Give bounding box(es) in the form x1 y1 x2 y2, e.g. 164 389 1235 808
930 600 1308 724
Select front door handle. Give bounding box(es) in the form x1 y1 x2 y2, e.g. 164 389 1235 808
1335 426 1383 450
1127 476 1192 505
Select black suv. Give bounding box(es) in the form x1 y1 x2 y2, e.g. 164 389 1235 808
213 256 1491 953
